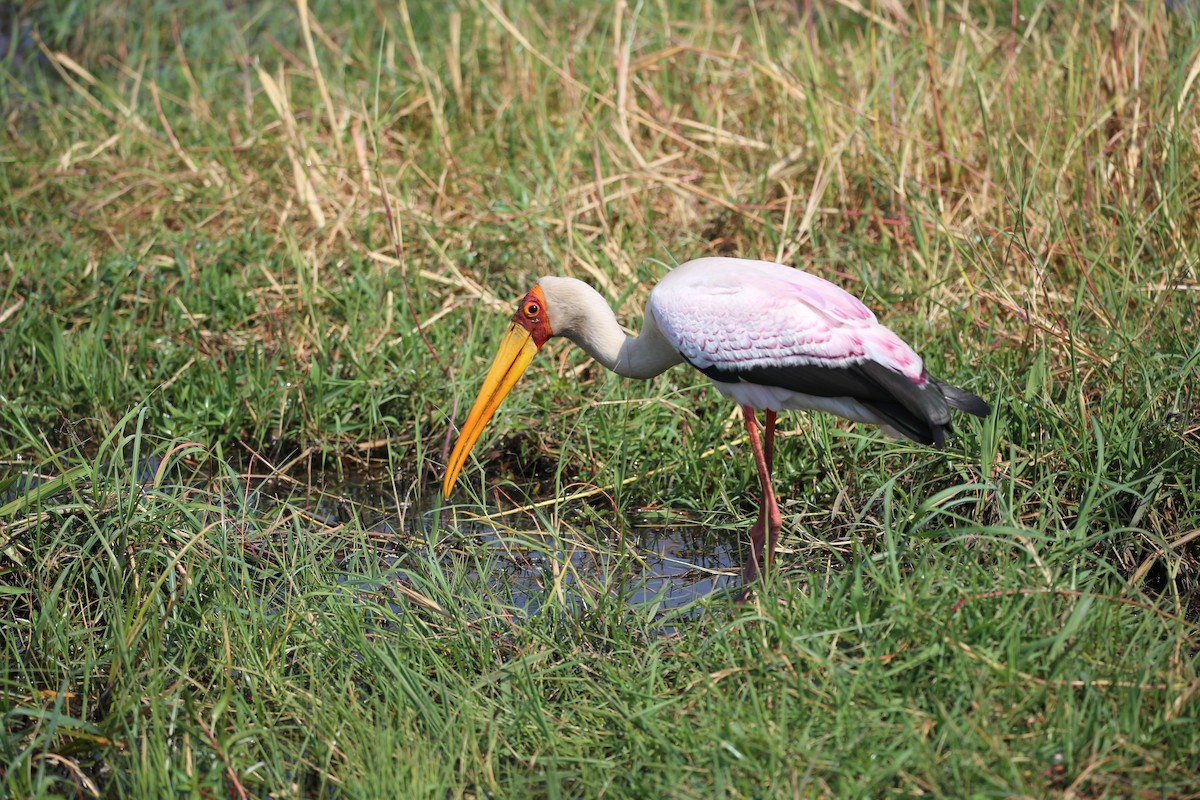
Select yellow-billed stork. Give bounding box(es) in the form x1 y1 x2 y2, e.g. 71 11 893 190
442 257 990 591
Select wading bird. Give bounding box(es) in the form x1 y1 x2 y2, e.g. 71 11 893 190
442 257 989 591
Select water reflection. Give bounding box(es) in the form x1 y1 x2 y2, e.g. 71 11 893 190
462 523 738 613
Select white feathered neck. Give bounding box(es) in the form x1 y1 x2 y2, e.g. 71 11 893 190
537 276 683 380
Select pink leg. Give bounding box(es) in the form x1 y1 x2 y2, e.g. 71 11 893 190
763 410 782 564
740 407 783 593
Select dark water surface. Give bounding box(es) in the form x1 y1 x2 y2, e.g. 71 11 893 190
276 472 741 614
458 522 738 612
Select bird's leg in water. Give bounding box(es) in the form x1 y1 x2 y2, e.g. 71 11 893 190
740 408 783 591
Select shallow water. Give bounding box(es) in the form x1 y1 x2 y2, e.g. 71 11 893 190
462 523 738 612
256 471 741 612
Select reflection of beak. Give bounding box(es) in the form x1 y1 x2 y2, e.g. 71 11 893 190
443 322 539 495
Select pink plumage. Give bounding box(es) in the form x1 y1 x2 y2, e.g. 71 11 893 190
651 258 924 381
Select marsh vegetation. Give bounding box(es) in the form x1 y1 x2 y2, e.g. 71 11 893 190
2 0 1199 796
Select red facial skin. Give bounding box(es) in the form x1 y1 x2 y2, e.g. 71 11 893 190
512 285 553 348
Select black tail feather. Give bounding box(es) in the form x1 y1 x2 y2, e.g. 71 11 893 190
859 399 948 447
861 371 989 449
936 379 991 418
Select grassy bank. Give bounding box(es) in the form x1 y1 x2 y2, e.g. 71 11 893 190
2 0 1199 796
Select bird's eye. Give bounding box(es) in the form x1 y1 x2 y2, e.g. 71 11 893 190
524 302 540 317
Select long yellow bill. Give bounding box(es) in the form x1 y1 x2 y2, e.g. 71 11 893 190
442 322 539 495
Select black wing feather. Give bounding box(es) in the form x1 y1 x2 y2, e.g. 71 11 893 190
691 357 988 448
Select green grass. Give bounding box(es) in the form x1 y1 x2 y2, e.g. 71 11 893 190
3 0 1200 796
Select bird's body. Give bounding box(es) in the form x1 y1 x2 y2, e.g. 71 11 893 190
443 257 989 593
648 259 986 444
